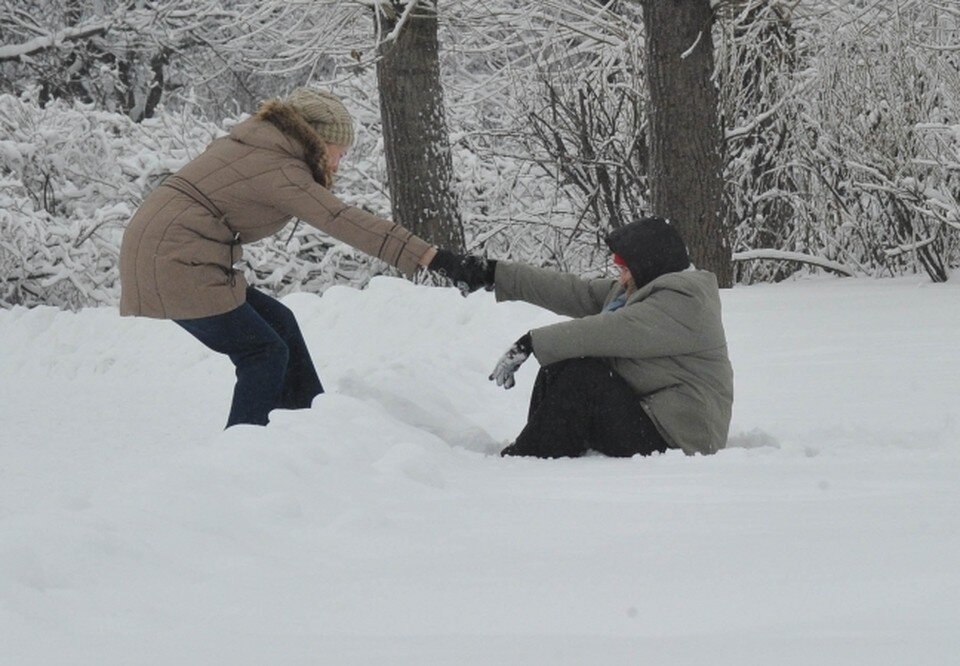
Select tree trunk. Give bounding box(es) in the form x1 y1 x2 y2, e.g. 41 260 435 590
375 0 465 251
640 0 731 286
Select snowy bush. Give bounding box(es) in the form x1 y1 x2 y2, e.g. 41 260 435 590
3 1 960 311
718 0 960 282
471 0 960 283
797 7 960 282
448 2 648 278
0 92 223 308
0 91 397 309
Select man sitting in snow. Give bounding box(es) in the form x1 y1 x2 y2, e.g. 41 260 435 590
427 217 734 458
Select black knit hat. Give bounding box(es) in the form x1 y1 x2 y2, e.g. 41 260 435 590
604 216 691 288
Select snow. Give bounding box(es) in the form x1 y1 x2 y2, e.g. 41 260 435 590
2 275 959 665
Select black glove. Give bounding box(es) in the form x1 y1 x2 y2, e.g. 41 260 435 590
428 249 496 296
489 333 533 390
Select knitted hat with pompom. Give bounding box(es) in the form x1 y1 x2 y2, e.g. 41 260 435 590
286 87 355 147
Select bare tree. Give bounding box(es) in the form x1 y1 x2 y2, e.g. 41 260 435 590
527 78 646 234
374 0 465 250
640 0 729 285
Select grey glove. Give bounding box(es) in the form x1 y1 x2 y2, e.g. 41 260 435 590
489 333 533 389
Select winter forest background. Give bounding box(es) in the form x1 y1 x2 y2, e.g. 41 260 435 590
1 0 959 309
4 4 960 661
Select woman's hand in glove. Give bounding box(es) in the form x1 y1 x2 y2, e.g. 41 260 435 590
427 249 496 296
489 333 533 389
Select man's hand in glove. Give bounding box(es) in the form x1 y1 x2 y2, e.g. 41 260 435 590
427 249 496 296
489 333 533 390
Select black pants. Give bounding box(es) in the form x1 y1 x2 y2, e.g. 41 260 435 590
175 287 324 428
502 358 668 459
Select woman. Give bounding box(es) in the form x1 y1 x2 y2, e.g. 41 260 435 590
120 87 441 427
436 217 734 458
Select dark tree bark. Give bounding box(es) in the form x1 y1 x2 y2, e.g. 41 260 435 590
375 0 465 251
141 47 170 121
640 0 731 286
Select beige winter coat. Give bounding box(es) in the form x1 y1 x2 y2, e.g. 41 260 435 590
119 100 432 320
495 262 734 455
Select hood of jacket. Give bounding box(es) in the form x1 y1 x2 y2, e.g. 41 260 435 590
605 217 691 289
229 99 333 188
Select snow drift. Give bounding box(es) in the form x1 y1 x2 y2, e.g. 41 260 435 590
2 275 959 665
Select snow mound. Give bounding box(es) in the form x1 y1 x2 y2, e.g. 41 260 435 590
2 276 960 665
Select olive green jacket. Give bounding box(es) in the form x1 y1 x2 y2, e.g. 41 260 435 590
495 262 734 455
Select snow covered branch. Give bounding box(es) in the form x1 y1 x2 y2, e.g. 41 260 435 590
724 75 816 142
0 20 112 62
883 236 938 258
1 0 959 308
375 0 421 48
732 250 857 277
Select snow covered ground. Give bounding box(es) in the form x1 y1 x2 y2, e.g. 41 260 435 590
2 275 958 665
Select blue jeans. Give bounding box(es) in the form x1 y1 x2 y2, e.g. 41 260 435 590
175 287 324 428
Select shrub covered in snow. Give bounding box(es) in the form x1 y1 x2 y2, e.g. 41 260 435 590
0 92 220 308
716 1 960 282
3 2 960 311
0 91 397 310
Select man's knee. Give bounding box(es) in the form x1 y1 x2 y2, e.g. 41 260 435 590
543 357 612 387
